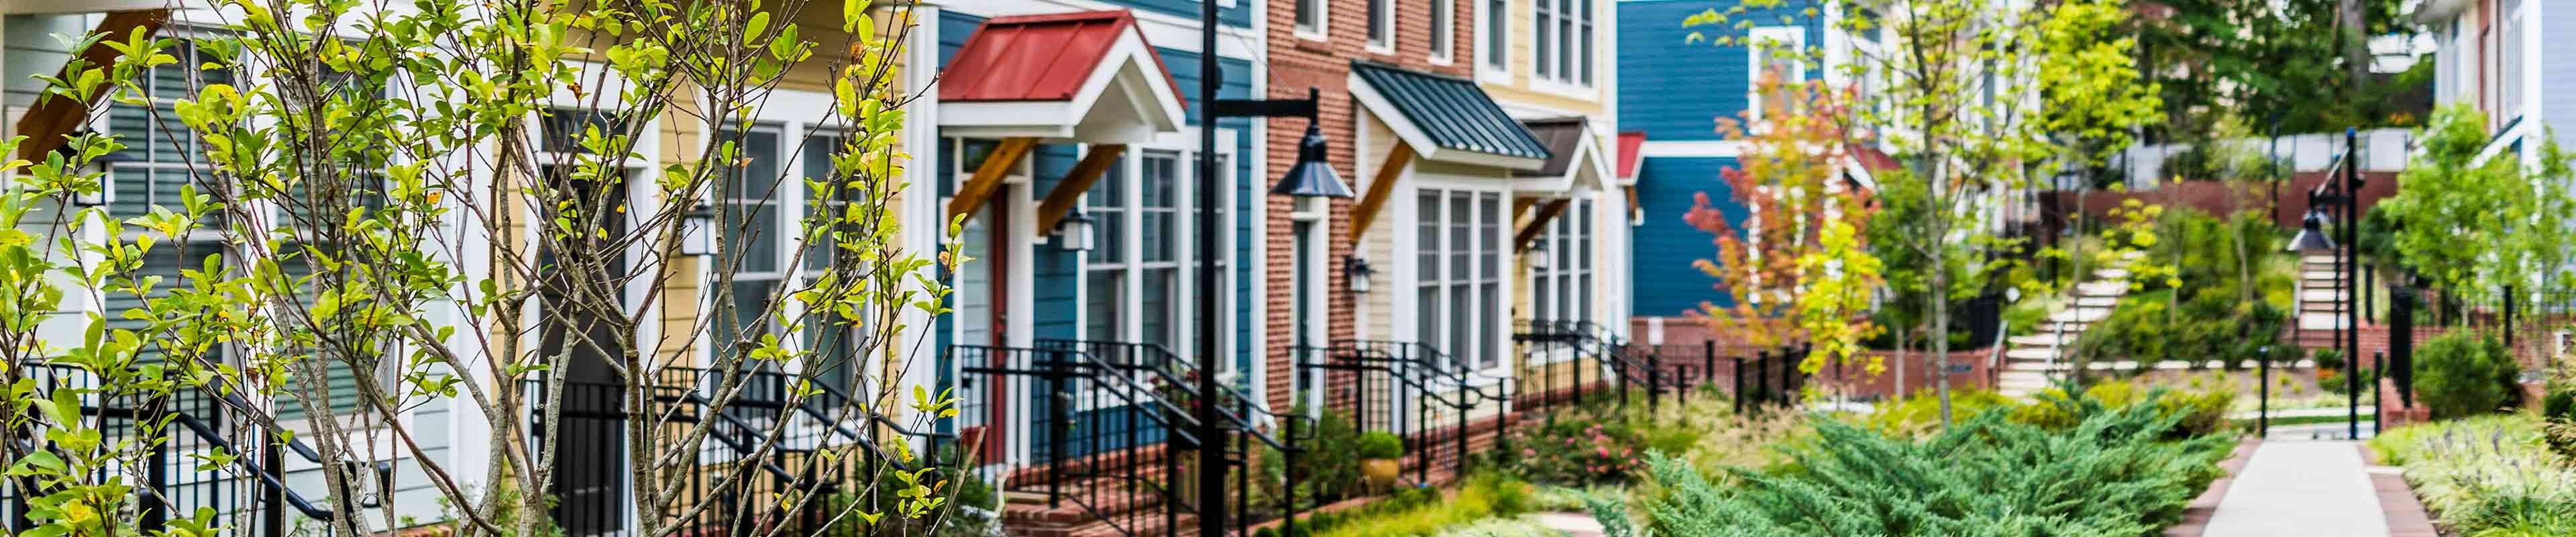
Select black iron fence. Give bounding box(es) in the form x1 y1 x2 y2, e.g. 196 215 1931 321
523 364 957 537
1292 340 1503 488
7 364 364 537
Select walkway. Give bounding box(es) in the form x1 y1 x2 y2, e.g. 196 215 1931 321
2202 440 2387 536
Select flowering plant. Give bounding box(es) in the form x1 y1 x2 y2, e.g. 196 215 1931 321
1506 420 1644 486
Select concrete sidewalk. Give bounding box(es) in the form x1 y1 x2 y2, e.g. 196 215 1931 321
2202 440 2389 536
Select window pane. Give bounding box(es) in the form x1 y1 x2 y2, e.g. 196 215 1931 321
1086 271 1122 341
1417 192 1441 283
1418 286 1440 356
1536 6 1553 77
1143 267 1175 346
804 134 845 271
1143 154 1177 263
1557 0 1573 82
1448 191 1470 281
1087 162 1126 263
1479 282 1498 369
1488 0 1509 68
1433 0 1451 56
1297 0 1320 31
1479 193 1499 277
1580 17 1595 82
1369 0 1387 43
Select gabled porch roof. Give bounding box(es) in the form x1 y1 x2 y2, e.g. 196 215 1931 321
1513 117 1613 195
936 10 1187 144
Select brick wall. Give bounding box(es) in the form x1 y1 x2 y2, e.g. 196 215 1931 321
1261 0 1474 413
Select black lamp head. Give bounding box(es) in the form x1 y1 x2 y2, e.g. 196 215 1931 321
1271 123 1354 199
2287 209 2336 252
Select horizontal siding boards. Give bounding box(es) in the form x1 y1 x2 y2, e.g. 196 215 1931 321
1032 144 1083 341
1629 156 1743 317
1613 0 1825 141
938 11 984 68
1099 0 1252 28
1156 47 1259 378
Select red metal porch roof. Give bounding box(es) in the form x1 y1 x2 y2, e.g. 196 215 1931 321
1615 131 1645 179
938 10 1185 105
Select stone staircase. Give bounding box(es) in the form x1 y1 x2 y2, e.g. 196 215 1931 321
1997 253 2139 397
2296 254 2349 332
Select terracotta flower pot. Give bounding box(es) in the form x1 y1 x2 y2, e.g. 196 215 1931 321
1360 458 1401 489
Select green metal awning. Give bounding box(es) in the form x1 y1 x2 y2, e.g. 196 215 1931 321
1348 61 1550 169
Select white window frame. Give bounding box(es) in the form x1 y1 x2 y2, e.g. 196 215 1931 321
1367 0 1396 53
1430 0 1456 64
1071 132 1236 409
1476 0 1512 83
1408 183 1509 377
1531 0 1595 92
1295 0 1328 41
1747 26 1807 125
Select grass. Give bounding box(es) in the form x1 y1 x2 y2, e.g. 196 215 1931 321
1305 474 1538 537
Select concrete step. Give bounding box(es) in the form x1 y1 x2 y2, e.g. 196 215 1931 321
2303 254 2338 264
2298 289 2350 301
2008 334 2077 347
2074 296 2121 308
2075 281 2131 297
2298 316 2353 330
2302 271 2342 281
2094 268 2133 280
2048 307 2112 324
2005 348 2061 361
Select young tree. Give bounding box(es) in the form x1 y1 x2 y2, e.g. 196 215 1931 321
1838 0 2049 426
2379 104 2576 320
1685 72 1880 375
0 1 968 536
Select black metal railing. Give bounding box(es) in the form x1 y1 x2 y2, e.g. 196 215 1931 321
943 343 1207 536
1030 339 1313 536
1513 320 1701 415
1292 340 1502 487
8 364 364 537
525 364 955 537
1732 346 1809 414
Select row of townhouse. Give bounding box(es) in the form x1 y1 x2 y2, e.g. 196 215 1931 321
0 0 1710 531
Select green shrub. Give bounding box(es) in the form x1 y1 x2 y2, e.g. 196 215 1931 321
1279 405 1365 503
1504 416 1646 487
1295 473 1537 537
1611 395 2230 537
1358 431 1405 459
2370 415 2576 536
2313 348 2345 371
2414 332 2520 419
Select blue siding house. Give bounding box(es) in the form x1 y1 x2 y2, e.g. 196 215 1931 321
1615 0 1836 326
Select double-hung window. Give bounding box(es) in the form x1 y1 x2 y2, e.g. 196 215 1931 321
1529 199 1595 326
1367 0 1394 51
1534 0 1593 85
1482 0 1509 74
1748 26 1807 123
1432 0 1454 62
1295 0 1326 38
1413 189 1504 373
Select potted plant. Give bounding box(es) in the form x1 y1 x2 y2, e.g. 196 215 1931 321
1356 431 1404 490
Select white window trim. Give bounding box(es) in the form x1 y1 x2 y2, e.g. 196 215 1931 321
1747 26 1807 126
1474 0 1512 83
1366 0 1396 54
1069 130 1236 411
1404 179 1511 380
1430 0 1456 64
1529 0 1596 92
1294 0 1329 41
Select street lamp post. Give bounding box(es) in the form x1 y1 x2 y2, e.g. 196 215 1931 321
1195 2 1352 529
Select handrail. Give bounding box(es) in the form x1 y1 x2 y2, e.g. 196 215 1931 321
957 343 1207 447
1034 339 1305 453
17 365 347 524
655 365 959 472
1338 340 1504 405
